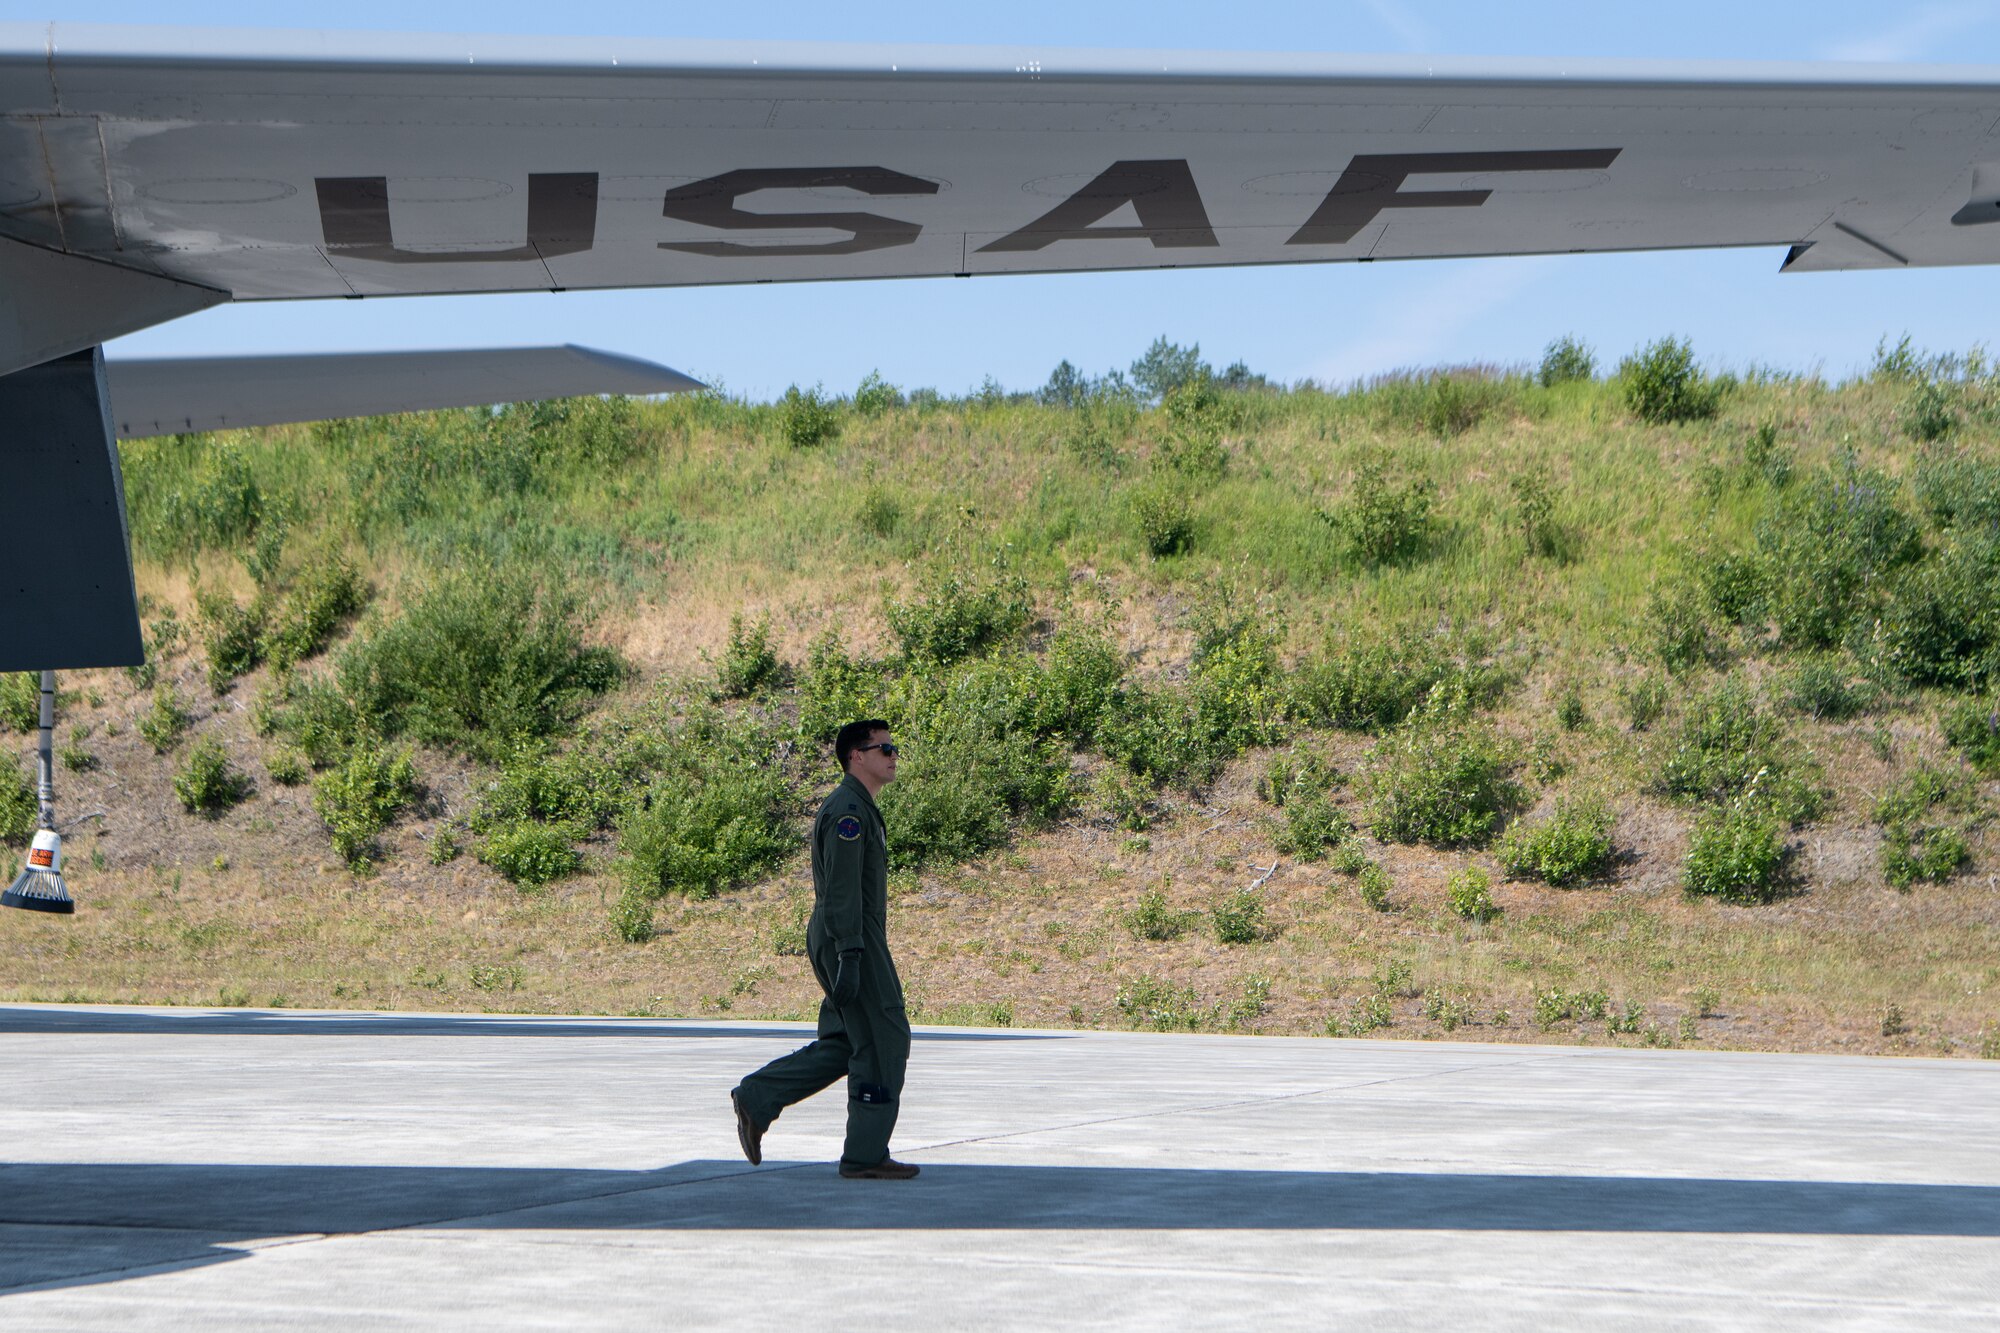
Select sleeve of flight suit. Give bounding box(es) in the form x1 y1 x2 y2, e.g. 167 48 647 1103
821 809 868 955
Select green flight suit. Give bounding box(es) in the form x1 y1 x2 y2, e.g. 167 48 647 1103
733 773 909 1168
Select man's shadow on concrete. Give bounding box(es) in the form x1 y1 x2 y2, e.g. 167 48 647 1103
5 1158 1999 1296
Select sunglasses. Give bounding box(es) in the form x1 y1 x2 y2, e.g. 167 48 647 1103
854 742 899 758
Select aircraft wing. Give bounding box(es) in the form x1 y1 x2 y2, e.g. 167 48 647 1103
103 345 703 438
6 26 2000 374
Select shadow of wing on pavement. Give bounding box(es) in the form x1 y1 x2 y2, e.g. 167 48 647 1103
7 1157 1999 1295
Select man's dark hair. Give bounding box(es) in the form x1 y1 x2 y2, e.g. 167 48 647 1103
835 718 891 771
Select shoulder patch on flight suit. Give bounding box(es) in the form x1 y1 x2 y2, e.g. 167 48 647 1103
836 814 863 841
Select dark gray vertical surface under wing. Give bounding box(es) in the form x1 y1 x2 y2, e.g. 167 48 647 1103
0 347 143 670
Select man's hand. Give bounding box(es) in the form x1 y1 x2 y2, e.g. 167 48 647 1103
831 950 863 1007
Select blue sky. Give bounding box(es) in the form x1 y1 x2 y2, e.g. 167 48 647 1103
64 1 2000 397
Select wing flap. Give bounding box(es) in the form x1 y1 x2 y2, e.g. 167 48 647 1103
103 345 702 438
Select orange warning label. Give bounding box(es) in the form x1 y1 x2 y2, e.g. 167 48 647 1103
28 848 53 868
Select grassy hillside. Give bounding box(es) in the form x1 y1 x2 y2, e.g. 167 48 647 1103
3 337 1998 1058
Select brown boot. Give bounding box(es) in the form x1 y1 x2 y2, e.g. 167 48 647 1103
839 1157 920 1180
730 1090 763 1166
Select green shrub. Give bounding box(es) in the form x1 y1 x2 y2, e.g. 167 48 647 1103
611 887 656 943
1536 986 1611 1030
1125 886 1198 941
853 370 902 416
1292 629 1499 732
269 674 362 768
1319 461 1434 565
886 564 1032 665
1682 800 1788 902
1538 335 1595 386
1357 860 1394 910
779 384 838 447
1512 468 1570 561
1446 865 1498 922
1032 626 1125 742
1913 445 2000 532
262 558 366 670
428 829 461 865
1153 429 1229 480
1363 693 1520 848
477 821 584 887
1262 748 1348 858
1646 579 1723 673
264 748 307 786
1062 398 1135 468
137 685 190 753
1420 987 1475 1031
881 704 1071 869
1130 477 1197 556
1371 959 1417 997
858 487 902 538
498 395 640 469
1526 732 1567 785
617 755 791 902
59 736 94 773
1754 458 1922 651
716 614 782 698
1901 378 1959 442
173 735 251 817
0 673 36 731
1553 678 1587 731
1330 838 1370 875
1332 990 1394 1035
127 610 185 692
1095 768 1157 831
473 741 625 840
1877 540 2000 690
1620 337 1721 424
1778 657 1875 720
1622 674 1671 732
1278 789 1348 860
196 589 266 693
338 564 621 763
1651 679 1825 825
1115 974 1208 1032
1186 607 1288 752
312 742 419 870
1875 763 1981 890
1259 749 1327 806
796 634 885 744
1097 682 1220 789
1738 421 1794 488
1210 888 1265 944
1155 379 1232 478
0 765 38 844
1498 794 1617 886
1943 695 2000 773
1414 374 1496 438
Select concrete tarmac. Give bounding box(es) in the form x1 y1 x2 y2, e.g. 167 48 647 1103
0 1003 1995 1330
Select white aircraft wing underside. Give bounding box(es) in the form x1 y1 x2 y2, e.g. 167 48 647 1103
5 25 2000 373
102 345 703 438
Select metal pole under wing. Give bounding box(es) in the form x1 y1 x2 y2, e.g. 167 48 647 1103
0 347 143 670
